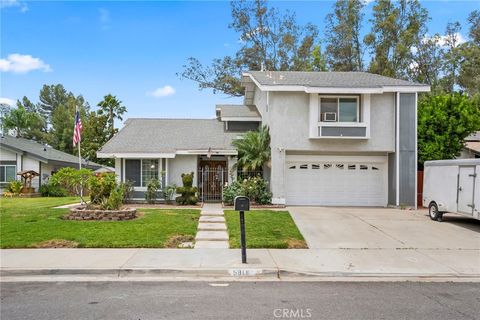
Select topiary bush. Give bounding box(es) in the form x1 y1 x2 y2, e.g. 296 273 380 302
175 172 198 205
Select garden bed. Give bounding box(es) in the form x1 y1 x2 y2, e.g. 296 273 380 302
65 207 137 221
222 203 285 209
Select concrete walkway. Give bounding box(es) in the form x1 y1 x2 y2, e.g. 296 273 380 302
194 203 229 249
1 248 479 281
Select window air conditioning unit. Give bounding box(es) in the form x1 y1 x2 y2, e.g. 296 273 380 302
323 112 337 122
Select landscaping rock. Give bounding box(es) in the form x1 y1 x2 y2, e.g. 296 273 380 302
65 208 137 221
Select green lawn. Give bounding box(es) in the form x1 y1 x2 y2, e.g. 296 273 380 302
224 210 307 249
0 197 200 248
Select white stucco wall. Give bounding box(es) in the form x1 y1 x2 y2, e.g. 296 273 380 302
252 87 397 203
167 155 198 187
0 148 17 161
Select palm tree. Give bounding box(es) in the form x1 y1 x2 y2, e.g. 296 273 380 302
232 125 271 172
97 94 127 139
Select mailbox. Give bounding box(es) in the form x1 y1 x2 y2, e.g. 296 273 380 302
234 196 250 211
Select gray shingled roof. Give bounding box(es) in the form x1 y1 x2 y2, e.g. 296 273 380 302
0 135 101 168
216 105 261 118
246 71 426 88
98 119 239 154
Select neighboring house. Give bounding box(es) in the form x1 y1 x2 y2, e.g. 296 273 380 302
459 132 480 159
98 71 429 207
0 135 102 193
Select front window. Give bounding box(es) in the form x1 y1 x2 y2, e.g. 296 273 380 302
0 165 16 183
320 97 359 122
141 159 159 187
125 159 159 187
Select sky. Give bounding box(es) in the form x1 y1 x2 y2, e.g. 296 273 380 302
1 0 479 123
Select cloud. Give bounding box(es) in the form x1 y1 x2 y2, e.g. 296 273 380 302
0 0 28 12
422 33 467 47
0 97 15 106
148 86 176 98
99 8 111 29
0 53 52 74
437 33 467 47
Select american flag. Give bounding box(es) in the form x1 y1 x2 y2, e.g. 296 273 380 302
73 111 82 146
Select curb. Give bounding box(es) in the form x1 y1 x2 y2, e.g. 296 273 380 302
2 268 479 282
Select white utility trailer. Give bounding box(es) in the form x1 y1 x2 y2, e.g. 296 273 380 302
423 159 480 221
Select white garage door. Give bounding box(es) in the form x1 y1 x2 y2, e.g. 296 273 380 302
286 156 387 206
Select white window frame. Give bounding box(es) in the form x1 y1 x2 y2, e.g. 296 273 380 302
0 165 17 183
125 159 161 190
319 95 360 123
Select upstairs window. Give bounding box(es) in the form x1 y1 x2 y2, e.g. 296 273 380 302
320 97 359 122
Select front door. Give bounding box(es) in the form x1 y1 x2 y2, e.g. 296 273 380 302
198 160 227 202
458 166 476 215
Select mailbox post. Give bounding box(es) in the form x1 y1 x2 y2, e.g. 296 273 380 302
234 196 250 264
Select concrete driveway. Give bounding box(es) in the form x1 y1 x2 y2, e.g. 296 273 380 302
287 206 480 275
288 207 480 250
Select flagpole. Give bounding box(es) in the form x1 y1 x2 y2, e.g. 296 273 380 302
76 107 84 204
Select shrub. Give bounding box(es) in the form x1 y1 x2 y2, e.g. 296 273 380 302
222 180 244 205
49 167 93 197
222 177 272 205
7 180 23 195
88 173 117 204
176 172 198 205
161 184 177 204
145 178 161 204
101 186 124 210
39 182 67 197
120 180 135 203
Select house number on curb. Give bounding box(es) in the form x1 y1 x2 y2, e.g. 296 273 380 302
229 269 262 277
234 196 250 264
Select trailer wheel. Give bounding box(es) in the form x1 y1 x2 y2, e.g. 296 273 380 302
428 202 443 221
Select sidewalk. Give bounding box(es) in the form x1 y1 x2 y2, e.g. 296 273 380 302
1 248 479 281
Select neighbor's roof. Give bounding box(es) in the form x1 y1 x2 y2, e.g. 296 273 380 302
243 71 430 92
0 135 102 168
98 119 239 157
216 104 261 119
465 141 480 154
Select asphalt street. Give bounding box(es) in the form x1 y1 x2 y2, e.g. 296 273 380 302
1 281 479 320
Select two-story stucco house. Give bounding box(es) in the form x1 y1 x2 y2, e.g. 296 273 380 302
98 71 430 207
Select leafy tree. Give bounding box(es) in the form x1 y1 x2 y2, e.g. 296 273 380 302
16 97 47 141
81 111 112 166
458 10 480 95
324 0 364 71
179 0 321 96
1 105 45 140
438 22 462 92
48 97 88 154
97 94 126 140
232 125 271 171
364 0 429 79
38 84 75 121
409 34 443 88
418 93 480 168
